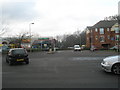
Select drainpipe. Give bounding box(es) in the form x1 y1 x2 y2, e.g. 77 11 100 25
90 29 92 50
118 12 120 52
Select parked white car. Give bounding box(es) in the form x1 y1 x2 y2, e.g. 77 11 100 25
101 55 120 74
74 45 81 51
110 45 120 50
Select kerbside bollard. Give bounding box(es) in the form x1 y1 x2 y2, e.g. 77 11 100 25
54 48 56 52
47 48 55 54
49 48 52 52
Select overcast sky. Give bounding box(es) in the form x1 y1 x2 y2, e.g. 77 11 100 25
0 0 119 37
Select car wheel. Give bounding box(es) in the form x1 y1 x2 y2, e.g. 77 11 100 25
8 60 13 65
26 60 29 64
6 58 9 63
112 64 120 75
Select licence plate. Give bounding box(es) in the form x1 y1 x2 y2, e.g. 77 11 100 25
17 59 24 61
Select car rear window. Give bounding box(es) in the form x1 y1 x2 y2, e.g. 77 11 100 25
74 45 80 48
12 49 26 55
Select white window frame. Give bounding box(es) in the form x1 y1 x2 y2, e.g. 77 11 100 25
86 30 90 34
99 36 105 42
100 28 104 34
95 35 98 40
95 28 98 32
107 35 110 40
115 35 119 41
111 37 114 41
107 28 109 32
114 27 119 33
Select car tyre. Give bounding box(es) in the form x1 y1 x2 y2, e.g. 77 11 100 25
6 58 9 63
8 60 13 65
111 64 120 75
26 60 29 64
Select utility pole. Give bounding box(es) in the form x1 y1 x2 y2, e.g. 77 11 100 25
29 23 34 52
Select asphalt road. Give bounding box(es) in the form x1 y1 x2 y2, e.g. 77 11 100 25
2 50 120 88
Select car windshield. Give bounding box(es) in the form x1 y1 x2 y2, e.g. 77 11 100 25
12 49 26 55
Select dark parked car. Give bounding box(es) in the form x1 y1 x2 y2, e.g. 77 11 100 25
2 45 10 53
6 48 29 65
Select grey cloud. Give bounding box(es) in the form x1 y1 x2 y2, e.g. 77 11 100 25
2 2 39 22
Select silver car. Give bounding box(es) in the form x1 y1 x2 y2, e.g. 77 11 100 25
101 55 120 74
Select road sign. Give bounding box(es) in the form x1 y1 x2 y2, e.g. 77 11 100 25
38 38 49 40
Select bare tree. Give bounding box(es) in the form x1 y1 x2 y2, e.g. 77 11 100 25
58 29 86 49
15 32 31 47
0 25 8 36
104 15 118 21
4 32 30 48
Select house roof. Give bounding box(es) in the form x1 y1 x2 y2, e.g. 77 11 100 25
92 20 117 28
33 40 51 45
86 26 93 30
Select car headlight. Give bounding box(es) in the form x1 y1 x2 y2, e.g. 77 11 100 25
9 57 12 59
102 60 110 65
104 61 109 65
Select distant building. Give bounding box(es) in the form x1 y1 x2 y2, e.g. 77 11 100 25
20 39 30 50
86 20 119 49
32 37 56 51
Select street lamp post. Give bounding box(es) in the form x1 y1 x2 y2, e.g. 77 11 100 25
77 28 82 47
29 23 34 52
90 29 93 51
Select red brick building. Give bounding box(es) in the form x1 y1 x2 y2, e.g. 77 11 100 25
86 20 119 49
